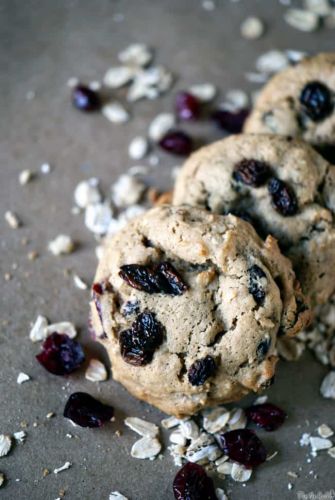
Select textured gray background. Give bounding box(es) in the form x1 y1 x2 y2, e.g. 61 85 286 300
1 0 335 499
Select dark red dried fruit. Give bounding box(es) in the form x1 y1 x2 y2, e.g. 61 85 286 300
256 338 271 360
176 91 201 121
155 262 188 295
36 333 85 375
119 262 188 296
212 108 250 134
233 159 270 187
268 177 298 216
119 264 160 294
63 392 114 428
119 312 163 366
173 462 218 500
248 265 267 306
159 131 193 156
188 356 217 386
300 81 333 122
72 85 101 112
246 403 286 431
218 429 267 468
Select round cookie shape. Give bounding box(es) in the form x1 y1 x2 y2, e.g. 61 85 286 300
173 134 335 306
90 205 309 417
244 53 335 161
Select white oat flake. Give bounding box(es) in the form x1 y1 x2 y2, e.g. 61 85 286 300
19 169 33 185
85 202 113 235
73 275 88 290
29 315 48 342
85 359 108 382
118 43 153 67
74 178 101 209
231 462 252 482
102 102 130 124
148 113 176 142
0 472 5 487
317 424 334 439
45 321 77 339
240 16 265 40
128 136 149 160
111 174 145 208
17 372 31 384
48 235 74 256
103 66 136 89
125 417 159 438
0 435 11 458
53 461 72 474
188 83 216 102
255 50 289 74
320 371 335 399
13 431 26 444
109 492 129 500
5 211 21 229
309 436 333 452
130 436 161 460
284 8 319 32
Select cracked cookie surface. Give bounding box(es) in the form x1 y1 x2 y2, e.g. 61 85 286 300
91 205 309 417
173 134 335 307
244 53 335 162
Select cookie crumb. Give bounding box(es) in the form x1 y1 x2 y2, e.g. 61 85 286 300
48 235 75 256
17 372 31 384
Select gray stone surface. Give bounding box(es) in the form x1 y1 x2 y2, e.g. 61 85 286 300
1 0 334 498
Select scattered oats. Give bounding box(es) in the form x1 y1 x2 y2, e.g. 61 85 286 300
221 89 248 111
254 395 268 405
109 492 129 500
85 359 108 382
202 407 230 434
148 113 176 142
128 136 149 160
266 451 279 461
231 462 252 482
4 273 11 281
228 408 247 430
328 446 335 458
168 443 185 466
202 0 216 11
13 431 26 444
0 435 11 457
17 372 30 384
179 420 200 440
287 471 298 478
130 436 161 459
118 43 152 67
245 72 269 84
278 337 305 361
67 77 79 88
88 81 102 91
320 371 335 399
240 16 265 40
127 66 173 102
33 422 38 428
85 202 113 235
19 169 33 185
256 50 289 74
66 433 73 438
188 83 216 102
74 178 101 209
5 211 20 229
127 165 149 176
29 315 48 342
169 431 187 446
73 275 88 290
215 455 229 467
317 424 334 439
215 488 228 500
40 163 51 174
288 483 293 490
125 417 159 438
284 8 319 32
46 412 55 419
111 174 145 208
186 443 221 464
310 436 333 451
48 235 74 255
104 66 136 88
303 0 332 16
54 462 72 474
161 416 180 429
217 461 233 475
300 433 311 446
102 102 130 124
45 321 77 339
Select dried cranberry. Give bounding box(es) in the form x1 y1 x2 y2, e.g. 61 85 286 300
159 131 193 156
63 392 114 428
212 108 250 134
119 264 160 294
72 85 101 112
36 333 85 375
176 91 201 121
233 159 270 187
246 403 286 431
188 356 217 386
119 312 163 366
256 338 271 360
248 265 267 306
92 282 103 295
173 462 217 500
218 429 267 468
268 177 298 216
300 81 333 122
155 262 188 295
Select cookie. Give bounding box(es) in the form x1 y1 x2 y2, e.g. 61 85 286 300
244 53 335 163
173 134 335 306
90 205 309 417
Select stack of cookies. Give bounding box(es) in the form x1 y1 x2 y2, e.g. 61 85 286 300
91 53 335 417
